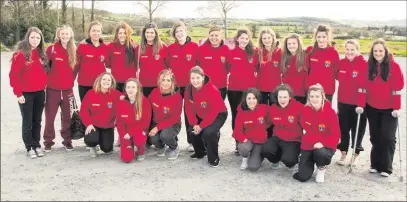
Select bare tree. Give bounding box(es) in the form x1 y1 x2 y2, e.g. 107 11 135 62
91 0 95 21
61 0 67 24
135 0 168 23
82 0 85 36
71 3 75 27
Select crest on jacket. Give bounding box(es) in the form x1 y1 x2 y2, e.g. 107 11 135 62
352 71 358 78
100 55 105 62
318 124 326 132
107 101 113 108
186 54 192 61
163 106 169 114
220 56 225 63
288 115 294 123
200 101 207 108
325 60 331 67
155 55 160 60
248 57 253 63
258 117 264 124
273 61 279 67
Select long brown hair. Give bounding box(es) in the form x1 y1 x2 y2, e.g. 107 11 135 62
234 28 254 60
55 25 77 68
140 22 163 55
93 72 117 93
124 78 144 120
113 22 136 66
157 69 177 95
258 28 277 63
281 33 306 73
368 38 391 81
308 24 332 58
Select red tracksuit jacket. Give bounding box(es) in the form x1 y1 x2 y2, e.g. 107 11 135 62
299 101 340 151
148 87 182 130
137 44 168 87
257 48 282 92
75 39 108 87
233 104 271 144
80 89 121 128
46 42 75 90
227 47 259 91
184 75 227 129
281 54 309 97
167 37 198 87
337 55 368 107
106 42 138 83
9 49 47 97
306 46 340 95
116 96 152 137
364 58 404 110
270 99 304 142
196 40 230 89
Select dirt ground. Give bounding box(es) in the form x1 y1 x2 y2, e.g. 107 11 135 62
1 52 406 201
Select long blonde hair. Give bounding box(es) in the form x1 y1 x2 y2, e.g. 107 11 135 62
55 25 77 68
305 83 326 109
140 22 163 55
124 78 143 120
281 33 306 73
93 72 117 93
258 28 277 63
157 69 177 95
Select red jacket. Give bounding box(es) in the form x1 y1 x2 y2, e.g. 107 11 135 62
365 59 404 110
184 75 227 129
137 44 168 87
106 42 138 83
306 46 340 95
46 42 75 90
148 87 182 130
116 96 152 138
281 54 309 97
270 99 303 142
167 37 198 87
79 89 121 128
299 101 340 151
337 55 368 107
233 104 270 144
227 47 259 91
75 39 108 86
196 40 230 89
9 49 47 97
257 48 281 92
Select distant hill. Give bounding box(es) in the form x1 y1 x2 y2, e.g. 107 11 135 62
338 19 406 28
265 16 345 26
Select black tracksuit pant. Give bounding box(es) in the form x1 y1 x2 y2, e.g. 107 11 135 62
293 147 335 182
84 127 115 153
262 136 301 168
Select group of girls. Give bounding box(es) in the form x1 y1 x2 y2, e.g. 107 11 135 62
9 19 404 183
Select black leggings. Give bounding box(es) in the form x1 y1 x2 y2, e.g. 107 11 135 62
84 127 115 153
78 85 93 102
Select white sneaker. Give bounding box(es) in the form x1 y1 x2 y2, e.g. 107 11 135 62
369 168 378 173
167 146 180 160
35 148 44 157
240 157 248 170
114 139 120 147
271 162 280 169
315 167 326 183
157 147 166 157
187 144 194 152
27 150 37 159
337 155 347 166
90 147 97 158
380 172 390 177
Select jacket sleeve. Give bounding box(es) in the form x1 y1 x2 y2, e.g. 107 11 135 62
140 97 152 133
391 62 405 110
198 89 224 129
105 44 112 69
232 112 246 143
332 49 340 81
156 92 183 130
115 103 127 138
356 60 368 108
73 44 83 79
322 109 340 150
161 45 170 69
79 91 93 127
299 106 311 132
184 88 198 126
9 52 24 97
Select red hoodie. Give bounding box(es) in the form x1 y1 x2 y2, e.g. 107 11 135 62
116 96 152 137
148 87 182 130
364 59 404 110
306 46 340 95
167 37 198 87
270 99 304 142
75 39 108 87
9 49 47 97
233 104 271 144
106 42 138 83
299 101 340 151
46 42 75 90
228 47 259 91
337 55 368 107
79 89 121 128
257 48 282 92
137 44 168 87
281 54 309 97
184 75 227 129
196 40 230 89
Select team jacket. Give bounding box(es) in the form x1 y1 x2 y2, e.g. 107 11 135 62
337 55 368 107
299 101 340 151
196 39 230 89
106 42 138 83
148 87 182 130
227 47 259 91
46 42 75 90
184 75 227 129
137 44 168 87
281 54 309 97
9 49 47 97
167 37 198 87
233 104 271 144
79 89 121 128
306 46 340 95
364 58 404 110
270 99 304 142
257 48 282 92
75 39 108 87
116 96 152 138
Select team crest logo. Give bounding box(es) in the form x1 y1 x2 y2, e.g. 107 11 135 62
107 102 113 108
186 54 192 61
163 106 169 114
258 117 264 124
220 56 225 63
248 57 253 63
155 55 160 60
201 101 207 108
352 71 358 78
25 59 33 66
288 115 294 123
273 61 279 67
100 55 105 62
325 60 331 67
318 124 326 132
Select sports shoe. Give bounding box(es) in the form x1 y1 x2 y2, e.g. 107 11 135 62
350 155 358 166
167 146 180 160
240 157 248 170
156 147 166 157
190 152 207 159
35 148 44 157
89 147 97 158
44 145 52 153
271 162 280 169
380 172 390 177
369 168 378 173
315 167 326 183
64 143 73 151
209 158 220 168
187 144 194 152
287 164 299 171
137 155 145 161
27 150 37 159
114 138 120 147
337 155 347 166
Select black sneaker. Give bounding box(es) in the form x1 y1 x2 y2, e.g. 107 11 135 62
234 148 240 156
64 143 73 151
190 153 207 159
209 158 220 168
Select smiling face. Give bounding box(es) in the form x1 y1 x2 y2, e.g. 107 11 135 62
59 28 72 45
175 26 187 42
209 30 221 47
345 43 359 61
246 93 258 110
118 28 126 44
190 72 204 89
277 90 291 108
89 24 102 42
261 33 273 48
160 75 172 92
29 31 41 49
316 31 328 48
287 38 299 54
237 33 250 49
309 90 323 110
145 28 156 43
125 81 138 98
373 43 385 63
100 74 112 90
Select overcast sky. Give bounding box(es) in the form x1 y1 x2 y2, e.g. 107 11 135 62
68 1 406 21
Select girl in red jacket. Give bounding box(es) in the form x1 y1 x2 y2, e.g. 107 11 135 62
9 27 48 158
262 84 303 170
256 28 280 105
148 70 182 160
185 66 228 167
75 21 109 101
43 25 77 152
364 39 404 177
167 21 199 152
80 72 122 157
336 40 368 166
233 88 270 171
306 24 340 102
116 78 152 163
280 34 308 104
293 84 340 183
